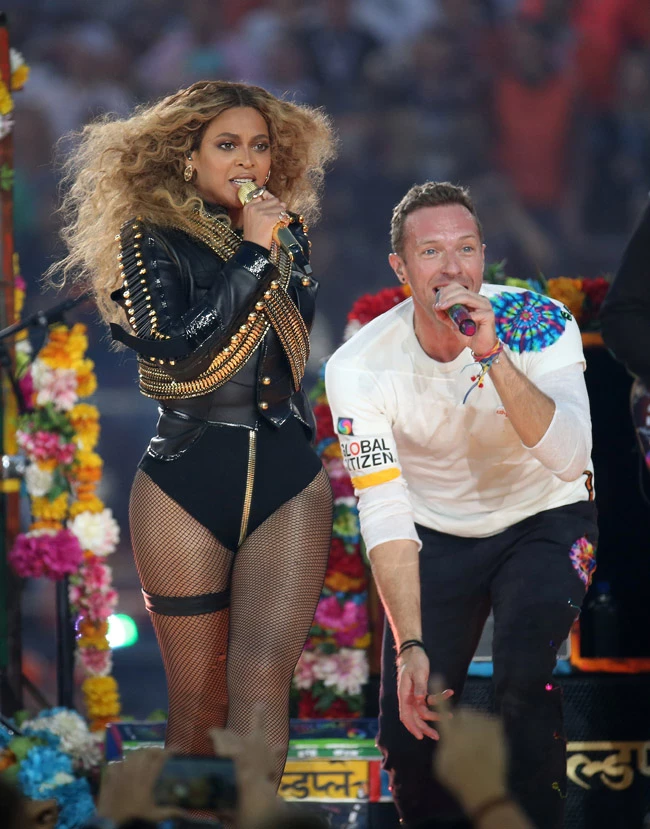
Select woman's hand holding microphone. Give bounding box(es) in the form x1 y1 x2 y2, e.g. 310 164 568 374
239 183 291 252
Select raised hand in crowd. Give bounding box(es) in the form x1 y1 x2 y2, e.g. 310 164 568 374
92 746 189 829
429 677 535 829
210 703 285 829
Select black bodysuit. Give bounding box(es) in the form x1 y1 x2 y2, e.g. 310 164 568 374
111 209 323 551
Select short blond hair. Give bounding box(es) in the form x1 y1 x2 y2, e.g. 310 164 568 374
390 181 483 257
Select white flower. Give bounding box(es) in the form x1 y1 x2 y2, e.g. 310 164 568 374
31 359 78 412
39 771 75 792
16 338 33 358
333 649 369 696
24 463 54 498
23 709 102 771
68 508 120 556
293 651 318 690
312 649 368 696
0 113 13 141
9 48 26 74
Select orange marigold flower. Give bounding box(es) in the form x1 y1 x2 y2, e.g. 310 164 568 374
31 492 69 521
29 519 63 532
74 450 103 484
70 496 105 517
76 483 98 499
70 404 100 450
546 277 585 323
322 442 342 459
89 715 120 733
78 618 109 638
325 572 366 593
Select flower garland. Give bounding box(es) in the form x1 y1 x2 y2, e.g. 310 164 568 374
486 261 610 346
0 708 97 829
8 279 121 730
0 49 29 140
293 285 411 717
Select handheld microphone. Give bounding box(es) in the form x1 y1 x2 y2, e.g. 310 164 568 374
237 181 312 275
447 303 477 336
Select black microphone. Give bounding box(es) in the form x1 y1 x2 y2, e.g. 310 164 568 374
237 182 312 275
0 291 91 342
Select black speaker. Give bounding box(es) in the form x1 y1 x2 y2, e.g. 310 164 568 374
461 674 650 829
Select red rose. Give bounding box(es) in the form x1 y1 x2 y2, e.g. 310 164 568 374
582 277 610 312
313 403 335 442
327 539 366 580
297 691 319 719
322 698 357 718
347 286 409 326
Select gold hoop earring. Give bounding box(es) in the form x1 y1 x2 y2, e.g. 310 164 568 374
183 164 194 182
263 169 271 185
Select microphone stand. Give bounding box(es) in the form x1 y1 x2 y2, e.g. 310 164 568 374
0 292 90 710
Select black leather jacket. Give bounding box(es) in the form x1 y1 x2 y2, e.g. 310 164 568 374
110 209 318 443
600 201 650 387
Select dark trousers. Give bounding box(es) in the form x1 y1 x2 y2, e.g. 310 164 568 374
377 500 598 829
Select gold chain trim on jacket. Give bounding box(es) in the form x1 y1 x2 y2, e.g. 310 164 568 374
133 210 310 399
117 219 163 339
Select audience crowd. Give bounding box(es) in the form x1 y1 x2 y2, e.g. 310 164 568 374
8 0 650 341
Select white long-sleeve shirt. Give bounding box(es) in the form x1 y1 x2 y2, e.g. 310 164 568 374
325 284 595 551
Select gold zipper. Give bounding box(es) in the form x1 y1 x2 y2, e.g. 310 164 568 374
238 429 257 547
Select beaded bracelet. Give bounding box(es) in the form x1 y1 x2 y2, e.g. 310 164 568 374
462 340 504 404
397 639 426 658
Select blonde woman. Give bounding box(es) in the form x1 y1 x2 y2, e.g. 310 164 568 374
54 80 337 782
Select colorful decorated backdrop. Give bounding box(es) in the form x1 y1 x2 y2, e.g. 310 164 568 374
8 268 122 730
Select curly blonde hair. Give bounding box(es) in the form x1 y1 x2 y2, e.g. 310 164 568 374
51 80 337 326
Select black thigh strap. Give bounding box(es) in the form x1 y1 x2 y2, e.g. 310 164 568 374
142 588 231 616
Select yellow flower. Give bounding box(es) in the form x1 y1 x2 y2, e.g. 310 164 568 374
0 80 13 116
325 571 366 593
29 519 63 533
75 449 102 468
322 442 342 459
70 404 100 450
31 492 69 522
69 496 105 517
76 361 97 398
40 324 89 369
11 64 29 91
546 277 585 323
82 675 121 720
77 619 110 650
74 450 103 484
353 633 372 649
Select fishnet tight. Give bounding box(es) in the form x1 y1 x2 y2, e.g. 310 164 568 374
129 466 332 786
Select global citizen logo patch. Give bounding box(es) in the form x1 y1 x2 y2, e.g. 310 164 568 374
337 417 354 435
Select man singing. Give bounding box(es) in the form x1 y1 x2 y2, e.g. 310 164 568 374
325 182 597 828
